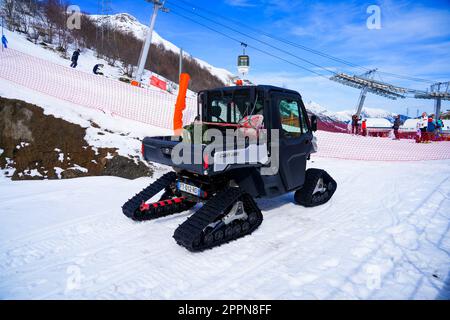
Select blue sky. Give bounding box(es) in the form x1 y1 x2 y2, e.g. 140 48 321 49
75 0 450 115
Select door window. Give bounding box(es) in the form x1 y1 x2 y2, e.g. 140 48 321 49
279 99 301 138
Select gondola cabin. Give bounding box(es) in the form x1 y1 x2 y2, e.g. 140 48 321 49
237 54 250 75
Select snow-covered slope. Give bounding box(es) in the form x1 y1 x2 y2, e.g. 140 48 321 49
0 157 449 299
89 13 236 85
1 27 199 98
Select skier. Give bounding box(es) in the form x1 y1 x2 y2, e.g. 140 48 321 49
93 64 104 75
351 114 360 135
436 116 444 139
420 112 428 142
426 116 435 142
70 49 81 68
392 115 401 140
1 35 8 49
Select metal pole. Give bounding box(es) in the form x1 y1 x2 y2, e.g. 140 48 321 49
135 1 162 82
1 16 4 52
179 47 183 79
356 87 368 117
435 98 441 119
433 82 442 119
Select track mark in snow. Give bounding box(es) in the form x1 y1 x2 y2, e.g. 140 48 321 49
1 159 450 299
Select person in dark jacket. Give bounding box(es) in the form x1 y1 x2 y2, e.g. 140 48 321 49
436 116 444 138
351 114 360 135
392 115 401 140
93 64 104 75
424 116 436 142
70 49 81 68
2 35 8 49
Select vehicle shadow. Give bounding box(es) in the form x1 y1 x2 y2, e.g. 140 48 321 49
256 192 295 211
435 269 450 300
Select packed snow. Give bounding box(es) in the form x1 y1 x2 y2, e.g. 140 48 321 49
0 158 449 299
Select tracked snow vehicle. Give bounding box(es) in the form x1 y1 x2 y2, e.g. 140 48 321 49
122 85 337 252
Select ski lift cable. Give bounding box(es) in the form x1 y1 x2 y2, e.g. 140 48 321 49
172 0 364 71
173 0 438 85
168 4 336 76
169 10 331 80
170 11 431 95
375 71 436 84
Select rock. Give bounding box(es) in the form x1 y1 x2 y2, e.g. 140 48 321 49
0 97 153 181
103 156 152 180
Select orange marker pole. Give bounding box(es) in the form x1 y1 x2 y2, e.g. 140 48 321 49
174 73 190 136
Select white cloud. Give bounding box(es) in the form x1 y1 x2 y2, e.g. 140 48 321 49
225 0 257 7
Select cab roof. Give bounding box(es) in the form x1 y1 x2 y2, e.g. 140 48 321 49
200 85 302 98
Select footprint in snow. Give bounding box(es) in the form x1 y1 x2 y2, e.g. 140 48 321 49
321 258 340 269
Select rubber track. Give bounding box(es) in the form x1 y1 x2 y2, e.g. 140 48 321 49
295 169 337 207
173 187 263 252
122 172 191 221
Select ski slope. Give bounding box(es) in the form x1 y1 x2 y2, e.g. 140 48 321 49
0 158 449 299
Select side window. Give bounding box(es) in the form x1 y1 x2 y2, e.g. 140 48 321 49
279 99 301 138
300 107 310 134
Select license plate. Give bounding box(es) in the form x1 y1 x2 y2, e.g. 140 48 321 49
177 182 201 196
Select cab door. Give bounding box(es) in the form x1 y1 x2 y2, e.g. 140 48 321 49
272 93 312 191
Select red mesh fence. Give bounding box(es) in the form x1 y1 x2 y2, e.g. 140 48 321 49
315 131 450 161
0 48 449 161
0 49 198 128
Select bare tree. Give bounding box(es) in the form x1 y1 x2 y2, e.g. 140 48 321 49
1 0 18 31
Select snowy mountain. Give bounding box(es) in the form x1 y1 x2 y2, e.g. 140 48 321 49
305 101 397 123
334 108 397 122
89 13 236 85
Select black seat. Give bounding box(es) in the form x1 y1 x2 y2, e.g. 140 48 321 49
211 104 223 121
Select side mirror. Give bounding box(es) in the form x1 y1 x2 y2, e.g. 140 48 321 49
311 115 318 132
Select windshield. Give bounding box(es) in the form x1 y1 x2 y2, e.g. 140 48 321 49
206 89 264 124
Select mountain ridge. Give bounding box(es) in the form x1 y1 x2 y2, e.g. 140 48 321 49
89 13 236 85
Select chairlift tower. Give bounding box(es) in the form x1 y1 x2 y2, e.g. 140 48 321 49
134 0 169 83
415 81 450 119
330 69 408 118
355 69 376 118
